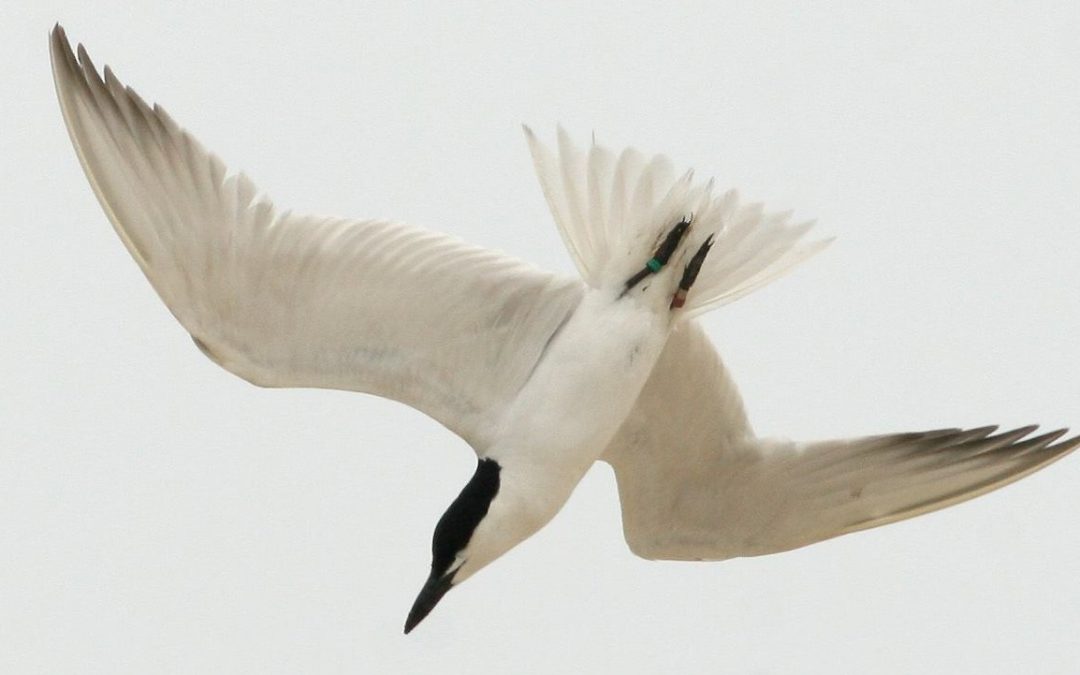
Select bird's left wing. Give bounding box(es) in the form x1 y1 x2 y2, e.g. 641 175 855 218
51 26 583 449
602 326 1080 560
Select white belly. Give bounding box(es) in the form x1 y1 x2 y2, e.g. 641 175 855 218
491 289 669 477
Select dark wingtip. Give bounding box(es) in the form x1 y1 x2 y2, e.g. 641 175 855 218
49 23 69 57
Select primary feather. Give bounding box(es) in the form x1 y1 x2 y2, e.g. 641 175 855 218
602 324 1080 560
50 26 582 449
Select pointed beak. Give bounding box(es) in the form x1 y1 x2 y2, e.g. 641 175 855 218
403 569 457 634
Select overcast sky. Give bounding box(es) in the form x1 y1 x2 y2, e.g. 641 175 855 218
4 1 1080 673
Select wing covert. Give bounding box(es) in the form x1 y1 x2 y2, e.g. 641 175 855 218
603 328 1080 560
51 26 584 449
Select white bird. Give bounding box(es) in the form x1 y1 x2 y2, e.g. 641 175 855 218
50 25 1079 634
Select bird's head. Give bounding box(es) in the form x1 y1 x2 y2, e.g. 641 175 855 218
404 458 555 633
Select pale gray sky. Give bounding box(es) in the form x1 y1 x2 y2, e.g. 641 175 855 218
3 1 1080 673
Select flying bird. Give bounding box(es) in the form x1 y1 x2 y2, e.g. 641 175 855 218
50 25 1079 634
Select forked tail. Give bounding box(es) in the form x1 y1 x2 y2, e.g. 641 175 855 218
524 127 832 318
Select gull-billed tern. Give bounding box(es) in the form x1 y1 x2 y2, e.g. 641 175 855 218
49 25 1079 633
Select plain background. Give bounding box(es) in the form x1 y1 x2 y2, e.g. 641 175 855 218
3 1 1079 673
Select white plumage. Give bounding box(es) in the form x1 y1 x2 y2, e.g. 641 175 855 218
50 25 1079 632
523 126 832 315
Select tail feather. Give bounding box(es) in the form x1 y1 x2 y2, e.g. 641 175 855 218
524 127 830 317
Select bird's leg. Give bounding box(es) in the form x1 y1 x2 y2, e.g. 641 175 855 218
670 235 715 309
620 215 693 297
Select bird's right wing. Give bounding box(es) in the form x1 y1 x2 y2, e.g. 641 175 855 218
51 26 584 449
602 327 1080 561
